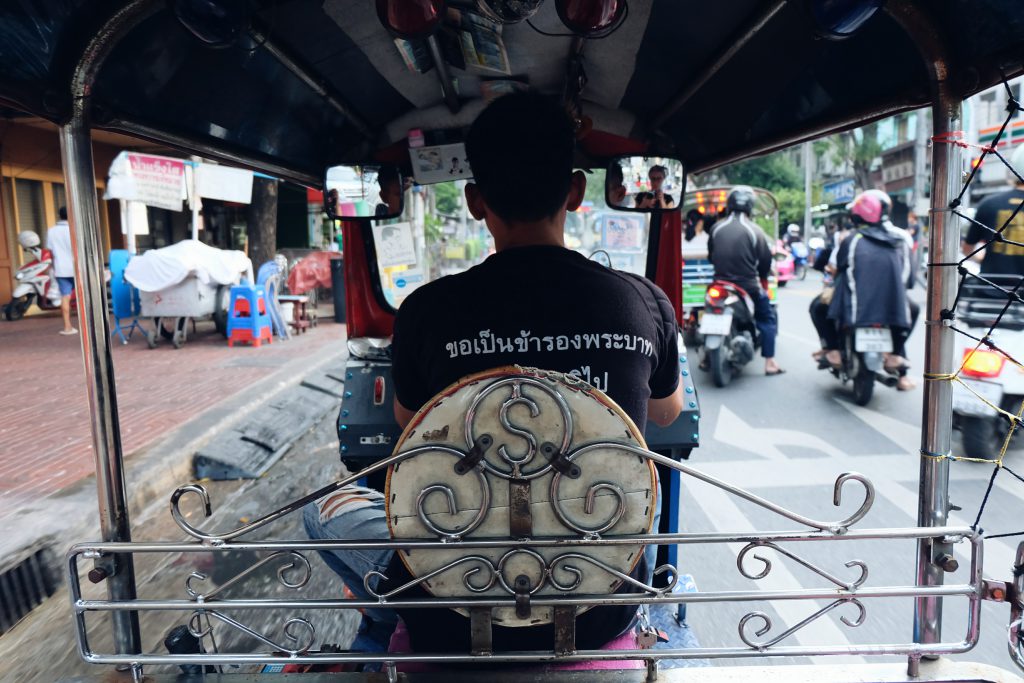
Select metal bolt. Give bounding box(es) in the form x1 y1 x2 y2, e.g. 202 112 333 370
691 414 699 422
685 386 693 394
689 401 696 408
935 553 959 573
88 567 109 584
691 433 699 441
340 424 348 431
682 370 689 377
341 409 349 417
344 391 352 398
347 372 353 379
340 445 348 453
680 356 687 363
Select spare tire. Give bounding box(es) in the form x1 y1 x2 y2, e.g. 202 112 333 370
214 285 230 337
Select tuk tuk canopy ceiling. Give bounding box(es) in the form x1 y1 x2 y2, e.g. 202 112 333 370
0 0 1022 184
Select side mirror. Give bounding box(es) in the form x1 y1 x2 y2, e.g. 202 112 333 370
324 164 405 221
605 156 684 212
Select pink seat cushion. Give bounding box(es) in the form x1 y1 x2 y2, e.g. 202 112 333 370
387 619 645 673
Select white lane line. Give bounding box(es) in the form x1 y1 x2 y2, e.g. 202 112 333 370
713 406 846 461
779 330 819 348
681 479 867 664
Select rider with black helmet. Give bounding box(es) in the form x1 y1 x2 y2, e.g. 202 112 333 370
707 186 784 375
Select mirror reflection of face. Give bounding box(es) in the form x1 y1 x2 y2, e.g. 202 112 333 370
606 164 627 205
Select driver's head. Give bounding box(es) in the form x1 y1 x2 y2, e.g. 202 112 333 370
606 162 626 205
466 92 582 225
377 166 403 213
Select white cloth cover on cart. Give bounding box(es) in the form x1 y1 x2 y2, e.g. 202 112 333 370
124 239 253 292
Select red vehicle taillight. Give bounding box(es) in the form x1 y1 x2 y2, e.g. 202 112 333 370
706 286 726 304
961 349 1005 378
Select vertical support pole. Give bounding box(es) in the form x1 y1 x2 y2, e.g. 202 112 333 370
60 112 141 656
913 94 961 656
802 141 813 239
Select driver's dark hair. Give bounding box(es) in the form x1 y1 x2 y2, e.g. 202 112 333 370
59 206 67 220
466 92 575 223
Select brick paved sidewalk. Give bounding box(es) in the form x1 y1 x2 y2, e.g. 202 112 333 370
0 312 346 512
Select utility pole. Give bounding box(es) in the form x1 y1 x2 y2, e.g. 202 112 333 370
913 109 930 214
803 141 813 238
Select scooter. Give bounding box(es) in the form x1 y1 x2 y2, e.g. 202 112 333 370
820 324 900 406
791 240 810 280
3 231 66 321
950 274 1024 460
698 280 760 387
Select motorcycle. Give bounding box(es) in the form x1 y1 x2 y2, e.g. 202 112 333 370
950 274 1024 460
820 324 900 406
698 280 760 387
3 231 66 321
791 240 809 280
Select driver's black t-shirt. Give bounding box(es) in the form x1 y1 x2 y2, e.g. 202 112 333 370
387 244 680 653
392 245 681 427
964 188 1024 276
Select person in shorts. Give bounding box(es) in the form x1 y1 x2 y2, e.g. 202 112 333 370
47 206 76 335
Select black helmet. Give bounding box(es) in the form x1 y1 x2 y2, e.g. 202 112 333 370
727 185 756 215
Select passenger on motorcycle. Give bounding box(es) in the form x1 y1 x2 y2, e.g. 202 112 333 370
304 92 684 660
706 186 784 375
825 192 917 391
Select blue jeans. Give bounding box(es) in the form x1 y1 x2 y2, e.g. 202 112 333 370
754 292 777 358
302 487 397 652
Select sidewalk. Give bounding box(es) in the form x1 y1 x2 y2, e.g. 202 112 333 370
0 312 347 520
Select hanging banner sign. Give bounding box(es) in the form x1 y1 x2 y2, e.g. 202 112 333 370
106 152 186 211
196 164 254 203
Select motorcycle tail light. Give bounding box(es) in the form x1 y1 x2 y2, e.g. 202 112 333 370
961 348 1005 378
706 286 725 303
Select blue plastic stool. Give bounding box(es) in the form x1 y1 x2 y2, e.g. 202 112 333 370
226 285 273 347
109 249 143 344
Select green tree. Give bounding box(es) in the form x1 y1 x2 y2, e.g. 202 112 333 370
433 181 462 215
718 154 801 191
819 122 881 190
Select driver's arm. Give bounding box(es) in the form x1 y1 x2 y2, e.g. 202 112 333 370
648 384 683 427
394 398 416 429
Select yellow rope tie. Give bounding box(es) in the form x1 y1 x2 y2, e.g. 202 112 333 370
917 375 1020 464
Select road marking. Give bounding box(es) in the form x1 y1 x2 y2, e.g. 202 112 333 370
713 406 846 460
681 479 867 663
779 330 818 348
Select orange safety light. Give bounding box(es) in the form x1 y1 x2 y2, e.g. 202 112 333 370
961 348 1005 378
970 157 983 170
697 206 706 214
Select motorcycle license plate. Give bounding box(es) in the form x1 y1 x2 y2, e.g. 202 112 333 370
699 311 733 336
952 379 1002 418
854 327 893 353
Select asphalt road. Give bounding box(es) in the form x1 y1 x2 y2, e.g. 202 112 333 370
678 273 1024 671
7 273 1024 680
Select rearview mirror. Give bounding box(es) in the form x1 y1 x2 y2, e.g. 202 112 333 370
605 156 684 212
324 164 405 221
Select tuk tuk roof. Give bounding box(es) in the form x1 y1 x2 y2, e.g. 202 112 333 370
0 0 1021 185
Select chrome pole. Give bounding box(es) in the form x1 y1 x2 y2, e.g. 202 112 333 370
914 92 962 653
60 111 141 656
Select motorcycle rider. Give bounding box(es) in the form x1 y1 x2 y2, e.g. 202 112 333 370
826 192 916 390
706 185 784 375
782 223 802 249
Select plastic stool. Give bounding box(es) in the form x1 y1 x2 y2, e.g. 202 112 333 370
227 285 273 348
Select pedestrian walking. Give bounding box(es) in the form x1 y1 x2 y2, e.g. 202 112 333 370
47 206 77 335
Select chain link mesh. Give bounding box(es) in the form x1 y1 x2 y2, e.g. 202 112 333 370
926 80 1024 538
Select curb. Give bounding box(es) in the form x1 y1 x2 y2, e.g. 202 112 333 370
0 338 349 583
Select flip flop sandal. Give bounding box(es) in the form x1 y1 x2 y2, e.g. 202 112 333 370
765 368 786 376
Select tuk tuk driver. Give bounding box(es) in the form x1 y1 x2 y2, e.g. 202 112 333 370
305 91 684 658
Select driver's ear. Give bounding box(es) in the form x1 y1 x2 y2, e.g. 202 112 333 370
465 183 487 220
566 170 586 212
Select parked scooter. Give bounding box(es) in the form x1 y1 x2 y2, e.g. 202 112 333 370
951 274 1024 459
3 231 66 321
698 280 761 387
820 324 900 406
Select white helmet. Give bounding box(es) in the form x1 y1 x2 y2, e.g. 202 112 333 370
786 223 800 235
1009 143 1024 182
863 188 893 210
17 231 40 249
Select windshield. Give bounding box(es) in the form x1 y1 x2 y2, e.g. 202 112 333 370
373 174 650 308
